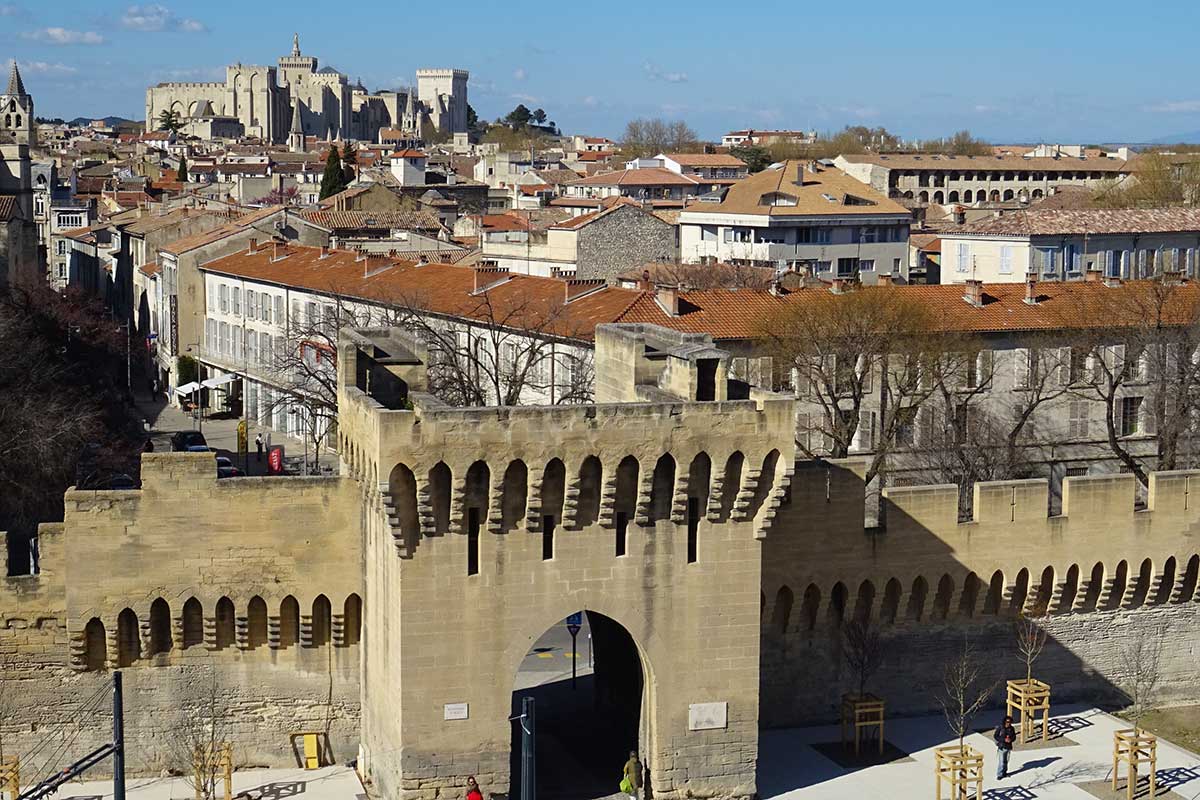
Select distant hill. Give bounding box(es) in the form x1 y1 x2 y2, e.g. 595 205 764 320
1149 131 1200 145
68 115 135 128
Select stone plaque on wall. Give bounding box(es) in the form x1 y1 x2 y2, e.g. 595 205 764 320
444 702 469 721
688 702 728 731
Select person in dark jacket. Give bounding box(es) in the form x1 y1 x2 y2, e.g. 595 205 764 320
622 751 642 800
994 716 1016 779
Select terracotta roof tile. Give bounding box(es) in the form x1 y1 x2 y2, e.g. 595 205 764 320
301 208 443 232
566 167 699 187
956 208 1200 237
684 161 910 219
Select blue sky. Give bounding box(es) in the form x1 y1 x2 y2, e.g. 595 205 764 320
10 0 1200 143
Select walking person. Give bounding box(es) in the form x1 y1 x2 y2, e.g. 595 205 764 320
255 433 264 463
621 750 642 800
464 775 482 800
994 715 1016 780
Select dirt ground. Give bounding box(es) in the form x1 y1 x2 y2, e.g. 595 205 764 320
1117 705 1200 753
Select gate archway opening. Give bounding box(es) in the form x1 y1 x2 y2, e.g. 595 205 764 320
510 610 645 800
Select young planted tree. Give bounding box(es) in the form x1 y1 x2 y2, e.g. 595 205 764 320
171 671 232 800
937 638 996 750
1014 614 1047 684
177 155 189 182
841 619 884 699
318 145 347 200
1119 625 1165 732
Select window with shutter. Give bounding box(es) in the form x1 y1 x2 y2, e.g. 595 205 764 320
1014 348 1031 389
273 296 282 324
999 246 1013 275
219 284 228 313
1120 396 1142 436
1069 400 1089 438
856 410 876 452
792 365 810 397
957 243 970 273
796 412 811 451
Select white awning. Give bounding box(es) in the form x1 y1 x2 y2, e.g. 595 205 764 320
175 381 200 395
201 374 237 390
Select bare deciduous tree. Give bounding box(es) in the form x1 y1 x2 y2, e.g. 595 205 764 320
1013 614 1048 684
841 619 884 698
1119 625 1165 732
170 671 232 800
937 638 997 749
1060 278 1200 487
620 118 697 157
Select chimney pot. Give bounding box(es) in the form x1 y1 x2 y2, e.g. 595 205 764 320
248 237 257 254
877 273 893 287
1023 276 1039 304
1084 269 1102 283
319 244 329 258
272 241 281 261
655 284 680 317
963 278 984 307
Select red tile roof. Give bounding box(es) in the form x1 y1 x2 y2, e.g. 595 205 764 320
567 167 699 187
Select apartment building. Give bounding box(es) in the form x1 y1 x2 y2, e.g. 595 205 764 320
937 208 1200 283
677 160 911 282
835 152 1128 205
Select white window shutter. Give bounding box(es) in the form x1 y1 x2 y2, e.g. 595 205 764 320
1111 344 1126 379
758 357 774 388
1058 347 1071 385
1014 348 1030 388
978 350 994 387
858 354 873 393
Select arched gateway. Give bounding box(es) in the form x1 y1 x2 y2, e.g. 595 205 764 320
344 325 795 800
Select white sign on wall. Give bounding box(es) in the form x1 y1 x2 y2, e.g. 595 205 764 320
688 702 728 731
444 702 469 721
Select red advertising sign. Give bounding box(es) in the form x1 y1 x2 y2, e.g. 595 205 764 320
267 445 284 475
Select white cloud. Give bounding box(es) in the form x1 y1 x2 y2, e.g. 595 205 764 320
19 60 78 76
643 62 687 83
1146 100 1200 114
510 93 540 104
154 65 224 82
21 27 104 45
512 67 526 81
0 4 24 16
121 4 207 33
582 96 597 107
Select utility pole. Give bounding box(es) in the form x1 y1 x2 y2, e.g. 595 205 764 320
519 697 536 800
113 671 126 800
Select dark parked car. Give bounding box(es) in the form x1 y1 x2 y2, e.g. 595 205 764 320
171 431 208 451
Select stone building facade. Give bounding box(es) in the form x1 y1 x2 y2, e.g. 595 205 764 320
4 323 1200 800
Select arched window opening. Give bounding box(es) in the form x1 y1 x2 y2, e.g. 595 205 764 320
214 597 235 649
575 457 601 529
541 458 566 527
1103 561 1129 611
1009 568 1030 615
829 582 848 627
311 595 332 647
1057 565 1080 614
84 618 106 671
881 578 902 625
182 598 203 648
686 453 711 564
149 598 172 657
801 584 821 631
648 454 676 523
1082 563 1105 611
906 577 928 622
117 608 140 667
853 580 876 624
1177 555 1200 604
614 456 639 556
501 460 528 533
1152 557 1175 605
247 596 268 649
772 586 794 634
279 595 300 648
1129 559 1153 607
718 452 744 521
344 594 362 646
429 462 452 535
389 464 419 551
746 450 780 519
465 461 491 576
932 574 954 621
1032 566 1054 615
958 573 981 618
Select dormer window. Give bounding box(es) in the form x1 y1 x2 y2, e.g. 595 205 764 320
759 191 797 206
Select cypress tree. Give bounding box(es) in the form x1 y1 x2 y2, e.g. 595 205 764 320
319 145 347 200
177 155 188 183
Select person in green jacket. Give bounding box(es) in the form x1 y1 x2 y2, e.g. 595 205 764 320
622 751 642 800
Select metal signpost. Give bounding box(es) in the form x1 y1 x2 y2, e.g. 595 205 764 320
566 612 582 690
519 696 536 800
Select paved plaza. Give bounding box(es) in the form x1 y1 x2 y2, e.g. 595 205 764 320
760 705 1200 800
54 766 364 800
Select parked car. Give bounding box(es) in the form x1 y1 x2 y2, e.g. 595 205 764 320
170 431 208 451
217 465 243 479
186 444 214 453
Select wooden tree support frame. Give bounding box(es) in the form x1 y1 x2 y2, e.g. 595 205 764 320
0 756 18 800
934 744 983 800
1112 729 1157 800
1005 678 1051 744
193 742 233 800
840 693 885 756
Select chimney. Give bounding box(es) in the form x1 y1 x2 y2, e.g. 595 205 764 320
1164 269 1182 286
655 284 680 317
963 278 984 307
1023 276 1039 305
180 207 190 217
830 278 852 294
319 244 329 259
877 273 893 287
1084 269 1102 283
272 241 282 261
1104 275 1123 289
641 269 651 290
953 206 966 225
247 238 257 254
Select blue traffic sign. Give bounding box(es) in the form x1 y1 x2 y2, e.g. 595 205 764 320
566 612 582 626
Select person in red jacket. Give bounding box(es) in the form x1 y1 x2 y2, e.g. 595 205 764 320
465 775 483 800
